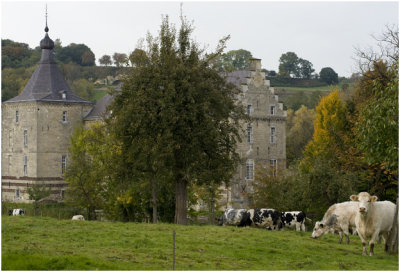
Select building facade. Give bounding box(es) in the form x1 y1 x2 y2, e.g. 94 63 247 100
1 25 93 202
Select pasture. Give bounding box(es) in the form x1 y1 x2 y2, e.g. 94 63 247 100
2 216 398 270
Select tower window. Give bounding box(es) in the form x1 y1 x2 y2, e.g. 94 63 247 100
62 111 67 122
245 159 254 180
270 127 276 144
24 130 28 147
62 155 67 174
16 110 19 123
16 188 20 199
270 159 277 176
270 105 276 115
23 155 28 176
247 124 253 144
247 104 252 115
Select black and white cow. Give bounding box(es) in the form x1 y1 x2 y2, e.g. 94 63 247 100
281 211 306 231
220 208 252 227
8 209 25 216
248 208 282 230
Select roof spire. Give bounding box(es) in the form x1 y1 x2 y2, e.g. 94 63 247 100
45 4 49 33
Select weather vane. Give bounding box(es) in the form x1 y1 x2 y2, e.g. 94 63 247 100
45 4 49 33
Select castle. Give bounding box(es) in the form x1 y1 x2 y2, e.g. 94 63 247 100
1 24 286 208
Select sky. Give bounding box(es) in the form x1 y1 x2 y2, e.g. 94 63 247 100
1 1 398 77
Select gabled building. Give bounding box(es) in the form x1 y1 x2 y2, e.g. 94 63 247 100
1 24 93 202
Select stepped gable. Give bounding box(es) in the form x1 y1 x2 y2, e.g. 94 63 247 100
4 24 92 105
224 70 251 88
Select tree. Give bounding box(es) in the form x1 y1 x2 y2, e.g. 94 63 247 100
319 67 338 85
113 52 128 67
65 124 111 220
216 49 252 71
27 182 51 215
278 52 299 77
286 105 315 164
298 58 314 79
71 79 95 101
99 55 112 66
57 43 96 66
108 15 246 225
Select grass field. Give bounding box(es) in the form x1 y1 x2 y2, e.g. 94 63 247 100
2 216 398 270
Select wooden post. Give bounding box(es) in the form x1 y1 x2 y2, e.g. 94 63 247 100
172 230 176 270
387 198 399 254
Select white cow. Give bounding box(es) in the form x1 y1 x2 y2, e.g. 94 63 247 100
350 192 396 256
312 201 358 244
72 215 85 221
11 209 25 216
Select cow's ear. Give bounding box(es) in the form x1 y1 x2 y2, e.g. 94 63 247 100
371 196 378 202
350 195 358 201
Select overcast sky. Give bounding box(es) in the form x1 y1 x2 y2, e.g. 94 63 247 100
1 1 398 77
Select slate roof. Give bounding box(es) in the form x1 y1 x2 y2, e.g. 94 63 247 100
4 29 92 105
84 93 114 120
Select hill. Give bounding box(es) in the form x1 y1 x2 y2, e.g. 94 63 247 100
2 216 398 270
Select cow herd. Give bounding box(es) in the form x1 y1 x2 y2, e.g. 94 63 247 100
219 192 397 257
218 208 308 232
6 192 397 257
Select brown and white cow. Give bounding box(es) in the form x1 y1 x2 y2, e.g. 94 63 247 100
312 201 358 244
350 192 396 256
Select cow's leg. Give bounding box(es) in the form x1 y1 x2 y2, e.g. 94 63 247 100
338 231 343 244
296 223 300 231
369 230 380 256
301 222 306 232
383 232 390 252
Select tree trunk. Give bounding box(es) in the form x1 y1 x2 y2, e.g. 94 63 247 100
208 187 215 225
387 197 398 254
174 177 188 225
151 176 158 224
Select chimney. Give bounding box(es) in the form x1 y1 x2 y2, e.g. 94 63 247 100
249 58 261 71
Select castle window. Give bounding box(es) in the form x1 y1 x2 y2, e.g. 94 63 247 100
62 111 67 122
270 127 276 144
270 105 276 115
247 104 252 115
16 188 20 199
246 124 253 144
24 130 28 147
60 189 65 200
23 155 28 176
62 155 67 174
270 159 277 176
245 159 254 180
16 110 19 123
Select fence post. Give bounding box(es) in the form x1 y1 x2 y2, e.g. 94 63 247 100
172 230 176 270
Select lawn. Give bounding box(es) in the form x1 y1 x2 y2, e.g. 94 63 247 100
2 216 398 270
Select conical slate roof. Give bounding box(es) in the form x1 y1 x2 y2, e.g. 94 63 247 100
4 26 92 105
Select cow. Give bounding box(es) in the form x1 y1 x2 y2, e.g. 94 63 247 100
248 209 282 230
220 209 251 227
71 215 85 221
350 192 396 256
281 211 307 231
9 209 25 216
311 201 358 244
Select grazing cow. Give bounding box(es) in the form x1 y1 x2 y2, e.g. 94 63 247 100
248 209 282 230
350 192 396 256
281 211 307 231
312 201 358 244
71 215 85 221
221 209 251 227
9 209 25 216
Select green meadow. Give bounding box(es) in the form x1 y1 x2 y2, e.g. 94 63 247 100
2 216 398 270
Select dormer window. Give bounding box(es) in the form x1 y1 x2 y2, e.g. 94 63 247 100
62 92 66 100
62 111 67 122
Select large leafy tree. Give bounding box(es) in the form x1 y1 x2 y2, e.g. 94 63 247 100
216 49 252 71
108 16 246 225
278 52 299 77
319 67 338 85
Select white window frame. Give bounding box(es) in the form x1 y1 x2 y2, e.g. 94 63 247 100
270 127 276 144
245 159 254 181
62 155 67 174
62 111 67 122
23 155 28 176
24 129 28 147
246 124 253 144
270 105 276 115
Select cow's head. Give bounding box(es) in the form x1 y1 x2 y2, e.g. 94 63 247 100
311 221 330 238
350 192 378 215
